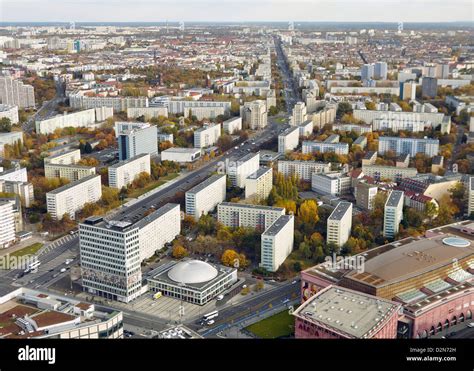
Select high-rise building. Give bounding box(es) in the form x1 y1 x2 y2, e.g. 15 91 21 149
399 82 417 100
193 123 221 149
327 201 352 247
0 77 35 109
378 137 439 158
80 204 181 302
291 102 307 126
421 77 438 98
278 126 299 154
240 100 267 130
185 174 226 220
108 154 151 189
0 201 15 248
374 62 388 80
115 122 158 161
245 167 273 201
223 117 242 134
46 174 102 220
361 64 374 81
355 181 378 210
217 202 285 231
467 176 474 217
226 152 260 188
383 190 404 238
260 215 294 272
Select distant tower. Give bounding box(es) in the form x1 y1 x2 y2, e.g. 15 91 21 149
288 21 294 31
179 21 185 32
166 19 168 34
69 21 75 30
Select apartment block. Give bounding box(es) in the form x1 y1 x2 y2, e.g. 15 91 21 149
0 76 35 109
299 119 314 137
355 181 378 210
468 176 474 217
185 174 226 220
0 104 19 124
0 180 34 208
302 141 349 155
45 163 96 182
44 149 81 165
108 154 151 189
241 100 267 130
46 174 102 220
278 126 300 154
194 123 221 149
245 167 273 201
217 202 285 231
292 102 307 126
378 137 439 158
223 117 242 134
115 122 158 161
226 152 260 188
312 172 351 196
260 215 294 272
327 202 352 247
383 190 404 238
0 201 15 248
361 164 418 182
277 160 331 182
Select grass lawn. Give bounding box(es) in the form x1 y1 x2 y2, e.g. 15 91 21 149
245 310 294 339
10 242 44 257
127 173 179 198
275 117 287 123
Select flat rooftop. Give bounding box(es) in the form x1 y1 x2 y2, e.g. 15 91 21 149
386 190 404 207
247 167 271 180
347 229 474 288
162 147 201 154
108 153 150 169
262 215 292 236
186 174 225 195
293 286 400 339
219 202 284 212
328 201 352 221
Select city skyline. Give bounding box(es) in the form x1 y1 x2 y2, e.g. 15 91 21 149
1 0 473 23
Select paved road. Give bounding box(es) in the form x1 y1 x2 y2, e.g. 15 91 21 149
195 280 300 337
274 36 300 112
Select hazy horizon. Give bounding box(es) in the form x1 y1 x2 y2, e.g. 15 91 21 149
1 0 473 23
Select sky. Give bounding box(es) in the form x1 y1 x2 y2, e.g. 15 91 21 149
0 0 473 23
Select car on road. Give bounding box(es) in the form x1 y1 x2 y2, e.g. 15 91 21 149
467 323 474 328
206 320 215 326
60 268 67 273
216 294 224 301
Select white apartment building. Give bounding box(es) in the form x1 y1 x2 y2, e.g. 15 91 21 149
302 141 349 155
35 107 113 135
355 181 378 210
277 160 331 182
245 167 273 201
372 118 426 133
468 177 474 217
383 190 404 238
160 147 201 163
241 100 268 130
185 174 226 220
0 180 34 208
127 106 169 120
0 201 15 248
0 104 19 124
361 164 418 182
312 172 351 196
44 149 81 165
115 122 158 161
194 123 221 149
108 153 151 189
45 163 96 182
226 152 260 188
292 102 307 126
260 215 294 272
0 76 35 109
46 174 102 220
223 117 242 134
80 204 181 302
378 137 439 158
327 201 352 247
278 126 300 154
69 92 148 113
311 106 336 129
0 167 28 183
299 119 314 137
217 202 285 231
164 100 231 117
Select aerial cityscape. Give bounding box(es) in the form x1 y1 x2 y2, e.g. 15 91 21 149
0 0 472 367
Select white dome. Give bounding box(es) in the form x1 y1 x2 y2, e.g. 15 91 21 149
168 260 218 284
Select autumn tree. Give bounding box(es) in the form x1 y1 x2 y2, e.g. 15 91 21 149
172 244 189 259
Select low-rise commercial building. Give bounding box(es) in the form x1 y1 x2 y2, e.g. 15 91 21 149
160 147 201 163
